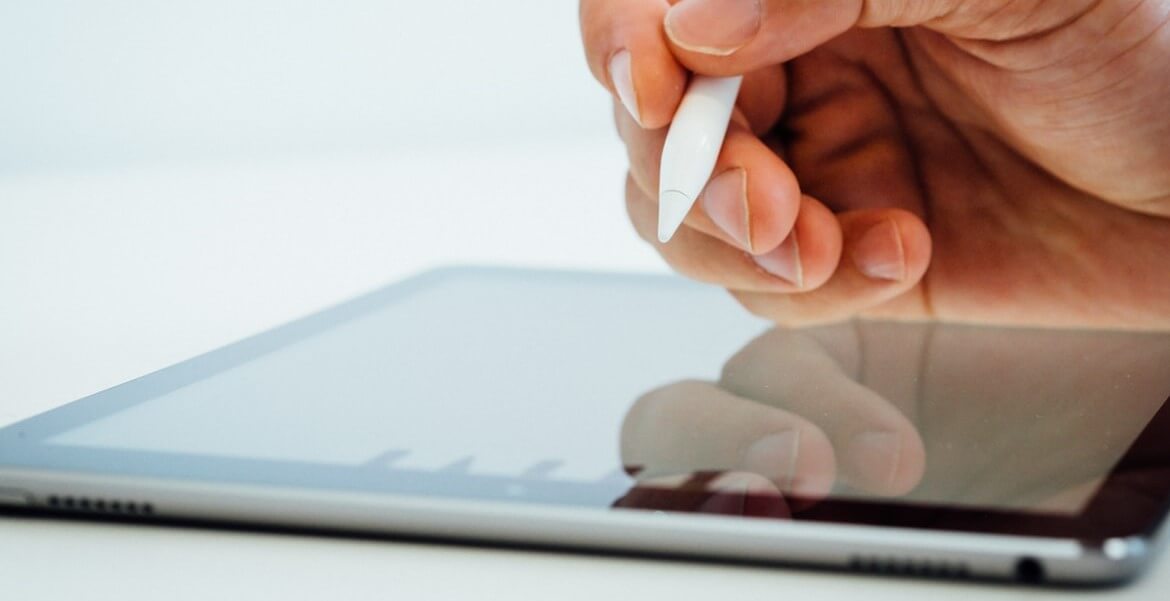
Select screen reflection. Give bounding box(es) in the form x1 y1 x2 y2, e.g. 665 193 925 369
615 322 1170 522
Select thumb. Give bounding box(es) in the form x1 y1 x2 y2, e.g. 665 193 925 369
662 0 1081 74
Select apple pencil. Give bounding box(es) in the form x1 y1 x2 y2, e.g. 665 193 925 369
658 74 743 243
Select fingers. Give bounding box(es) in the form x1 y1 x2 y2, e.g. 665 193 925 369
619 107 801 255
659 0 1049 76
719 328 926 495
731 208 932 325
615 68 787 190
580 0 688 129
620 380 837 498
628 166 932 323
627 176 843 293
582 0 1057 129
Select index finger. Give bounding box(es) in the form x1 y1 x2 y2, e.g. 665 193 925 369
580 0 688 128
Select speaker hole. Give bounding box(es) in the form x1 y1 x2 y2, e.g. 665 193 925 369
1016 557 1045 584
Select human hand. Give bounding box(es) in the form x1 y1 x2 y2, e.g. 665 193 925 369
581 0 1170 327
615 322 1170 521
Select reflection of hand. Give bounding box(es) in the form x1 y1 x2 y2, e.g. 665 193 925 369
581 0 1170 327
616 322 1170 518
617 323 927 515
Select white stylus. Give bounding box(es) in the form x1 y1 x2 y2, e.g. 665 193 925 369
657 74 743 243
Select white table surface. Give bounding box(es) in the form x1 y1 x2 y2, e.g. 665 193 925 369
2 1 1168 598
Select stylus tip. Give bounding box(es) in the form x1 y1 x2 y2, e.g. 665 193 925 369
658 190 693 244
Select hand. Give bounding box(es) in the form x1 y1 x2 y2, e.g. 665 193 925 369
615 322 1170 522
581 0 1170 327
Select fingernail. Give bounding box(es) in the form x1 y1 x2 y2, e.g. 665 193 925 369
700 168 752 251
609 49 642 127
753 232 804 288
848 431 902 491
742 430 800 492
852 219 906 282
665 0 762 56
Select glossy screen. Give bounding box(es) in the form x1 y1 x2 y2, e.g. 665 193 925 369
5 269 1170 537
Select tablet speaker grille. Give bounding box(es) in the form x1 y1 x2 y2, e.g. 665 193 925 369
45 494 155 516
848 555 970 579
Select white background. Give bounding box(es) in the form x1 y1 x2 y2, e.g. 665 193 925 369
2 1 1168 598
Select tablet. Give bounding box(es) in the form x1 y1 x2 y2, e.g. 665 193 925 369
2 267 1170 586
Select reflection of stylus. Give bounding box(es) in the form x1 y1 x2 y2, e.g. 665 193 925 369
657 75 743 243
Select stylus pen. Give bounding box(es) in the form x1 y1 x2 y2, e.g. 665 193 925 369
657 74 743 244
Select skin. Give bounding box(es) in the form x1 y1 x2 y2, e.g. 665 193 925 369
580 0 1170 328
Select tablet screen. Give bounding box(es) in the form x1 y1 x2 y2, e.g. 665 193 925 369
48 270 767 487
7 268 1170 538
